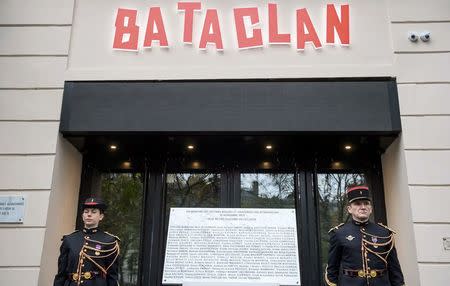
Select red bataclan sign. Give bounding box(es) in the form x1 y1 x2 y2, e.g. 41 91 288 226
113 2 349 51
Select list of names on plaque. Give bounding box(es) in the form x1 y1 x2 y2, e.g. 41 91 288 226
162 208 300 285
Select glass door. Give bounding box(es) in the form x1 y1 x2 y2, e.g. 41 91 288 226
78 171 144 286
317 173 366 283
77 135 387 286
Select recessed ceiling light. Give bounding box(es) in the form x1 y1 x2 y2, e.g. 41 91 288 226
110 145 118 150
262 161 272 169
344 145 352 150
187 145 195 150
333 161 342 167
266 145 273 150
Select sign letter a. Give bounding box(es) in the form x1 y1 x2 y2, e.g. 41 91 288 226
296 8 322 50
144 7 169 48
199 9 223 50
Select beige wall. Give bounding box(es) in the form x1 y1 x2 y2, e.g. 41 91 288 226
382 137 421 286
38 136 82 286
0 1 77 286
383 1 450 285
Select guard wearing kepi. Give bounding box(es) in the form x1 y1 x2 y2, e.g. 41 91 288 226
53 198 120 286
325 185 405 286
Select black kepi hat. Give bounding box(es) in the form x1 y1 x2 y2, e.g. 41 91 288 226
346 185 371 203
82 197 107 211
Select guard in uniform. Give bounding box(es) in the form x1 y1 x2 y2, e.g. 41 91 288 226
53 198 120 286
325 186 405 286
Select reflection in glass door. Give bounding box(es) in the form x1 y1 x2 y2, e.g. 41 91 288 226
100 173 144 286
166 173 221 209
240 173 295 208
164 173 221 233
317 173 366 280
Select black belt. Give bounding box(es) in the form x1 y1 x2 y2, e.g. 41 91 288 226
342 269 386 278
69 271 101 281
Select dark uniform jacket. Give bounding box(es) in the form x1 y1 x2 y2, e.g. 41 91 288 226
53 227 120 286
325 219 405 286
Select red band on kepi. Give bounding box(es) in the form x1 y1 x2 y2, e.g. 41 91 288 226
82 197 107 211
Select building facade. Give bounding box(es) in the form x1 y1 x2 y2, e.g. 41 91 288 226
0 0 450 285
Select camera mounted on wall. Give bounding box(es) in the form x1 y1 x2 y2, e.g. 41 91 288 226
408 31 431 42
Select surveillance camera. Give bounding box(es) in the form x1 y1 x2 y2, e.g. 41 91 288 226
408 32 418 42
420 31 431 42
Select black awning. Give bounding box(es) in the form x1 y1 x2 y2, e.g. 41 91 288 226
60 79 401 135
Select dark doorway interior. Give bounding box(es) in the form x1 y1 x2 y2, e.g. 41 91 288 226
74 133 389 286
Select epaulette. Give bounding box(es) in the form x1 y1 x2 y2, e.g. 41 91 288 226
328 223 344 233
105 231 121 241
61 230 79 241
378 222 396 234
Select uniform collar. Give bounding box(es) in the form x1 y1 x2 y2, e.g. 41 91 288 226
352 218 369 226
83 227 99 234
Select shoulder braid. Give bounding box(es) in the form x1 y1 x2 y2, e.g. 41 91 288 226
104 231 121 241
328 223 344 233
61 230 79 241
378 222 397 234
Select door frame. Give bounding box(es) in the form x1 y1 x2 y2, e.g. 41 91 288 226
77 144 387 286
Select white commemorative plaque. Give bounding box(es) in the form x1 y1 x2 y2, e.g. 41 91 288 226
0 196 26 223
162 208 301 285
